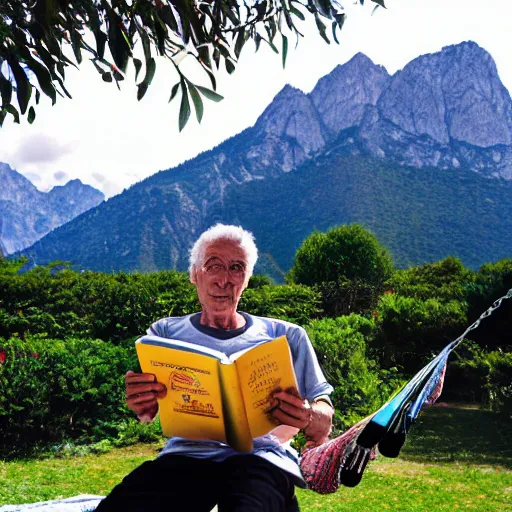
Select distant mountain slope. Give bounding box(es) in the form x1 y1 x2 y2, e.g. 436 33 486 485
216 152 512 272
0 163 104 255
15 41 512 273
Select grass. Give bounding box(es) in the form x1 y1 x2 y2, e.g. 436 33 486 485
1 404 511 511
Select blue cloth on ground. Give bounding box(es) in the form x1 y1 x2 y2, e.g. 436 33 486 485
0 495 104 512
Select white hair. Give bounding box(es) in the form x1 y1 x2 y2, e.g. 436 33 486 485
189 224 258 276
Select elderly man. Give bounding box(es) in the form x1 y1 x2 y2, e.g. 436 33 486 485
96 224 334 512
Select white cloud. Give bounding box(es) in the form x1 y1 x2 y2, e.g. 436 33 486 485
12 133 73 166
54 170 69 182
91 172 106 183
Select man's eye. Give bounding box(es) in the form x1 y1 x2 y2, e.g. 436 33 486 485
206 264 223 273
230 264 245 273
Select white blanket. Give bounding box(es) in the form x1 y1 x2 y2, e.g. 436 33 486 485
0 495 104 512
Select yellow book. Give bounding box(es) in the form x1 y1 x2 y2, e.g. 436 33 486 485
135 334 298 453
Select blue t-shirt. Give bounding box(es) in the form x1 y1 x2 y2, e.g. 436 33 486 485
147 313 334 487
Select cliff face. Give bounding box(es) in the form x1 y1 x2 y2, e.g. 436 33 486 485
0 163 104 255
15 41 512 272
310 52 391 136
342 41 512 178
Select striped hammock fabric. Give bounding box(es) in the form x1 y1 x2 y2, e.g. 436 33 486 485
300 349 450 494
300 288 512 494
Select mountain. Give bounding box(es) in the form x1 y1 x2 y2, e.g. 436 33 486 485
0 163 104 255
15 41 512 275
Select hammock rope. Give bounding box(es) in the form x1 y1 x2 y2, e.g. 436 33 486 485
300 287 512 494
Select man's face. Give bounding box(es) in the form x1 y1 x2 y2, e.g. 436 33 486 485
190 239 249 319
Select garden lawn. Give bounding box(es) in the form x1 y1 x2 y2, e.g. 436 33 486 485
1 405 511 511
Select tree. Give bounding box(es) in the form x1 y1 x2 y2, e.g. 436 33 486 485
0 0 385 130
288 224 394 315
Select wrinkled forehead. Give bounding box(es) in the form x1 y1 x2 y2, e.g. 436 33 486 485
202 239 248 264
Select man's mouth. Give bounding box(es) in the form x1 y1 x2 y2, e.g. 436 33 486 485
211 295 231 300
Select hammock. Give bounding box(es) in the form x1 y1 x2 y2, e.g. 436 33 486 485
299 288 512 494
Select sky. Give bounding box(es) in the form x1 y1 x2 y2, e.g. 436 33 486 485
1 0 512 198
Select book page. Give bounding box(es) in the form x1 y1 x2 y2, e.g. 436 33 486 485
136 342 226 443
234 336 299 439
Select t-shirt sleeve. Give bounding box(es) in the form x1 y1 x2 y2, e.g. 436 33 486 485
286 325 334 402
147 319 166 337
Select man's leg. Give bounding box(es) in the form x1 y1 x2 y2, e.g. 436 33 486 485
95 454 221 512
217 455 300 512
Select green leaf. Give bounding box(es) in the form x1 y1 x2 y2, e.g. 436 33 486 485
316 0 332 17
55 76 72 99
5 104 20 124
187 82 204 123
27 106 36 124
71 30 83 64
137 83 148 101
137 57 156 100
290 5 306 21
19 50 57 105
169 82 180 103
7 57 32 115
255 33 262 52
158 5 179 33
282 34 288 69
315 15 330 45
234 29 246 59
133 58 142 82
225 59 235 74
0 73 13 107
93 29 107 60
372 0 386 7
102 72 113 83
178 81 191 132
35 89 41 105
196 85 223 102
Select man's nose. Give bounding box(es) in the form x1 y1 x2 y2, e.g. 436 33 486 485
215 269 232 288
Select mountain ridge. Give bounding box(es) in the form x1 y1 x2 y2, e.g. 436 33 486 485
0 163 104 255
13 40 512 273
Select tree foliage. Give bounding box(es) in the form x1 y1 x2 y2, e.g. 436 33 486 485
288 223 394 315
0 0 384 129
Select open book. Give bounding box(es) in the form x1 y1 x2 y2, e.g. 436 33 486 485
135 334 298 452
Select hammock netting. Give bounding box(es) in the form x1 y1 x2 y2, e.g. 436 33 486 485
299 288 511 494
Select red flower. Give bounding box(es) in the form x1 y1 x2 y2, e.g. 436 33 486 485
33 352 39 359
0 350 6 364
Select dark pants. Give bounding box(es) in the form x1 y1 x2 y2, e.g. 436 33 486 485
95 454 300 512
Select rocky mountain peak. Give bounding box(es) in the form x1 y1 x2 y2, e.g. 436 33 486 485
310 53 390 136
0 164 104 255
377 40 512 148
250 84 329 170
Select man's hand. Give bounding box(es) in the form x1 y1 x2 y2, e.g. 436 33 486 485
125 370 167 423
270 388 333 448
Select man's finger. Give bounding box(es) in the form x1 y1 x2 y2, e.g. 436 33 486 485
271 408 309 430
273 390 306 409
126 382 165 396
126 372 156 383
274 400 310 422
127 392 158 405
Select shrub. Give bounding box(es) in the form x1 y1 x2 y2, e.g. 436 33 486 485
466 259 512 350
0 335 140 455
288 224 394 316
447 344 512 417
388 257 475 302
288 224 394 288
239 284 322 325
372 294 468 374
305 315 404 431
